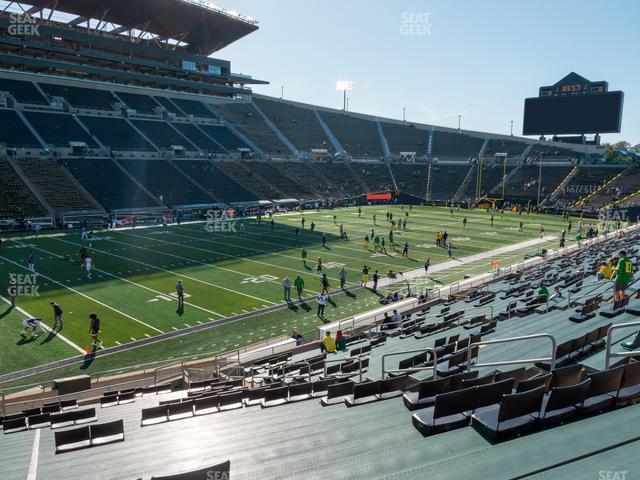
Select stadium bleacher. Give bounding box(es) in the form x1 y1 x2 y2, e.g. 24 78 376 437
504 165 573 204
484 138 528 157
253 97 334 152
22 111 98 148
430 164 471 201
557 166 625 206
65 158 159 210
214 101 290 154
0 109 41 148
381 122 429 156
391 163 429 198
0 158 47 218
38 83 117 111
352 161 394 192
129 120 196 150
582 166 640 209
196 124 249 151
242 161 318 198
119 158 215 206
171 160 258 203
115 92 161 115
319 111 384 158
214 161 284 199
170 98 218 119
153 96 184 116
0 78 48 105
78 116 155 151
16 158 100 212
170 123 226 153
431 131 484 158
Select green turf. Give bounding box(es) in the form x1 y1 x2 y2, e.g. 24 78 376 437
0 205 580 388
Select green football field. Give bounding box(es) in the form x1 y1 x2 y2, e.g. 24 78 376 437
0 205 578 389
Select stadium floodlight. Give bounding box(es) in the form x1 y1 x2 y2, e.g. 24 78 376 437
336 81 354 111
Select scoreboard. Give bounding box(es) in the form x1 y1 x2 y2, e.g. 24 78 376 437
523 72 623 135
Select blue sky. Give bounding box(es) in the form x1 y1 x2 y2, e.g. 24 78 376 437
218 0 639 145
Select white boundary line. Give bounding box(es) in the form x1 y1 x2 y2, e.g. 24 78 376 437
0 253 165 334
0 294 85 355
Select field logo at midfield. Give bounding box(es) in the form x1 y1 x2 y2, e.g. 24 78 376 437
204 209 237 233
324 262 345 269
400 12 432 36
242 274 278 284
8 272 39 297
8 13 40 36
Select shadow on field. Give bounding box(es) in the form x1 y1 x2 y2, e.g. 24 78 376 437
0 306 12 320
40 330 58 345
81 354 96 369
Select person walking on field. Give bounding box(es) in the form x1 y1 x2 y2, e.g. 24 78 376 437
294 275 305 303
50 302 63 330
282 276 292 302
176 280 185 308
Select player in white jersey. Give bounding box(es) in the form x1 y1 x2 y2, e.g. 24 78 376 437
84 256 94 279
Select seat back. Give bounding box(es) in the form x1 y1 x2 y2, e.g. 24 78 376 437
448 370 479 391
545 379 591 414
326 381 354 400
447 350 468 368
288 382 312 398
554 340 574 359
150 460 231 480
2 417 26 432
218 391 244 408
586 366 624 397
448 334 460 344
474 378 514 410
42 403 61 414
90 419 124 440
263 386 288 403
621 362 640 388
54 425 90 450
353 380 382 400
418 377 450 399
494 367 526 386
497 386 545 422
312 378 337 395
141 406 168 423
516 373 552 393
550 364 584 388
433 386 476 419
381 376 408 394
461 373 495 388
168 401 193 417
456 337 470 350
195 395 219 413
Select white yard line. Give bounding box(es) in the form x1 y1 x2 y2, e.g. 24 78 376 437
54 236 277 306
0 294 84 354
0 252 165 334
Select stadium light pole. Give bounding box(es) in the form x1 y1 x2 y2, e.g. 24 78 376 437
510 120 514 136
336 81 354 111
280 85 284 100
403 107 406 122
458 114 461 133
537 153 543 206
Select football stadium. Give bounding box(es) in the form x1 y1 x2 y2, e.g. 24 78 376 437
0 1 639 479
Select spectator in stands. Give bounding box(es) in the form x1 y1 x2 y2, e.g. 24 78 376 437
614 250 633 302
335 330 347 351
291 331 304 346
597 261 613 281
381 312 393 330
320 331 336 353
537 282 549 303
549 286 563 303
392 309 402 328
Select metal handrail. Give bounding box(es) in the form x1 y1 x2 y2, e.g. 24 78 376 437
605 321 640 370
467 333 557 371
323 355 368 383
381 347 437 380
153 360 185 387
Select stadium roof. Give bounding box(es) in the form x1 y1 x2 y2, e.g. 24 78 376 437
12 0 258 54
